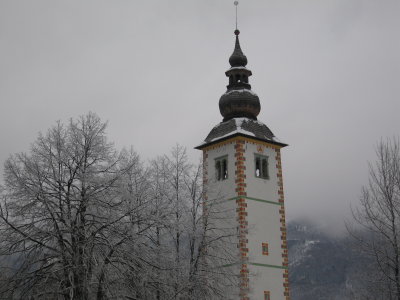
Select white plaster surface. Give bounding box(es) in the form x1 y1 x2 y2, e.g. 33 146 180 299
244 142 286 299
248 264 285 300
205 142 237 201
244 142 279 202
203 139 287 299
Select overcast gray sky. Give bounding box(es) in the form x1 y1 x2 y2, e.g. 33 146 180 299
1 0 399 233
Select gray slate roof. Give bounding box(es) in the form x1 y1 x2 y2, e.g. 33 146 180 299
196 118 287 149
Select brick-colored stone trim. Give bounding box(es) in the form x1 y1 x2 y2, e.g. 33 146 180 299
275 148 291 300
235 139 249 300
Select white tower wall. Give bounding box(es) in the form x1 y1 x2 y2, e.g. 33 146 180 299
202 137 289 300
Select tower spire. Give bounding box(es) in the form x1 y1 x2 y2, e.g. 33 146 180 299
234 0 238 30
218 14 261 122
230 1 247 67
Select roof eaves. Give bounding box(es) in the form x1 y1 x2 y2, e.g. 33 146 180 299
195 132 288 150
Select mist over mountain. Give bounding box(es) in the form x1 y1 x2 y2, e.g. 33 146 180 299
288 219 375 300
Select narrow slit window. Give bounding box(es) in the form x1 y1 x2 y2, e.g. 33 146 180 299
262 242 269 255
261 158 268 178
222 159 228 179
215 161 221 181
215 156 228 181
255 157 261 177
264 291 270 300
255 154 269 179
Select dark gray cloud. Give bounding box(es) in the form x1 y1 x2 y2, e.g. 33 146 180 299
1 0 399 232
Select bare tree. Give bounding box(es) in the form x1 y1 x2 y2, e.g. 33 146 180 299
146 145 238 300
348 137 400 299
0 113 146 299
0 115 236 299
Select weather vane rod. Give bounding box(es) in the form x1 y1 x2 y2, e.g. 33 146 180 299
234 1 239 30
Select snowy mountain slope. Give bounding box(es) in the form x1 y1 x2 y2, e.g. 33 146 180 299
287 220 371 300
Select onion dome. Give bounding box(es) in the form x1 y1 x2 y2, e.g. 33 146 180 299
195 28 288 150
219 30 260 122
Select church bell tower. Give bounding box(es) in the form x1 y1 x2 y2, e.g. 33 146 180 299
196 27 290 300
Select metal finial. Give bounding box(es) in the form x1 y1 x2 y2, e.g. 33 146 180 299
234 1 239 30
